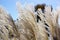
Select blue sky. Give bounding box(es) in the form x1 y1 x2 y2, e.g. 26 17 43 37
0 0 60 20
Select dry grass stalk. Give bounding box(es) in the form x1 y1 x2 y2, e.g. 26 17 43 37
0 2 60 40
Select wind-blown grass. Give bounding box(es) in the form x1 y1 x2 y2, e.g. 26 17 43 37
0 2 60 40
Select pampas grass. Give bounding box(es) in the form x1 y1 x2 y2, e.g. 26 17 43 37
0 6 20 40
0 2 60 40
